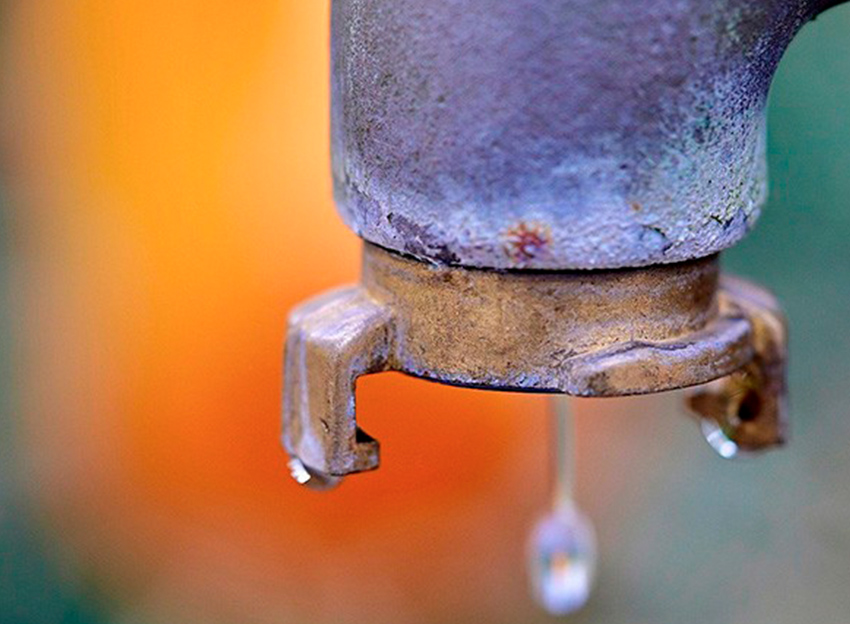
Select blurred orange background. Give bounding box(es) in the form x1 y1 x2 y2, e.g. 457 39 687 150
0 3 562 622
6 2 850 624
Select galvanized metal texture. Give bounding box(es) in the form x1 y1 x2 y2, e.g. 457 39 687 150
332 0 841 270
282 243 787 481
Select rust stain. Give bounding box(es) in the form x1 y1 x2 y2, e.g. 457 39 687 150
503 221 552 265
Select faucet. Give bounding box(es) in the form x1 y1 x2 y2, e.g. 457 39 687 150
282 0 845 487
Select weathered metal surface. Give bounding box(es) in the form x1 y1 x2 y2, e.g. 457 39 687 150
282 285 388 477
282 243 785 483
280 0 837 486
360 244 752 395
331 0 839 270
688 275 788 454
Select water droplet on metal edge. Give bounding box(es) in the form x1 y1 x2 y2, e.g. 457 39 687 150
288 457 343 491
699 418 747 460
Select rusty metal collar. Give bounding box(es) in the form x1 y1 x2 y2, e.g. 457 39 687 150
283 244 786 481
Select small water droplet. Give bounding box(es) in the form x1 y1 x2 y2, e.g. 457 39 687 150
287 458 342 491
528 505 597 615
699 418 747 459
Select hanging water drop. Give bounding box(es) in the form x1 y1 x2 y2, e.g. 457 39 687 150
529 504 597 615
527 397 597 615
287 458 343 491
699 418 745 460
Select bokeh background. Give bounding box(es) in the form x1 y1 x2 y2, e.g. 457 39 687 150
1 3 849 624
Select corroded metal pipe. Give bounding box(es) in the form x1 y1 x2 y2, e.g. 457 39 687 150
284 0 845 485
333 0 843 270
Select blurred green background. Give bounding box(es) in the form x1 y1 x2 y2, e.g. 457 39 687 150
2 4 850 624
